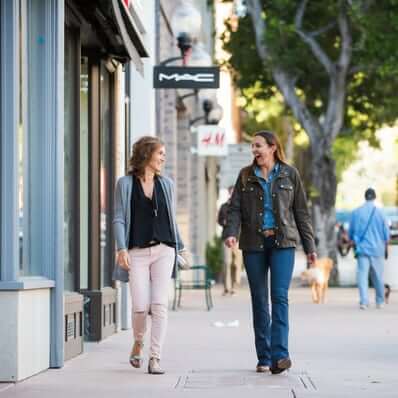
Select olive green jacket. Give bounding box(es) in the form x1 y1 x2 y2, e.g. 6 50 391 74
223 162 316 254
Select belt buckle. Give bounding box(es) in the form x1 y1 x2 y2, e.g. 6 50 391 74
263 229 275 238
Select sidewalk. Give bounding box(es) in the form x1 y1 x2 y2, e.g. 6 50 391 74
1 284 398 398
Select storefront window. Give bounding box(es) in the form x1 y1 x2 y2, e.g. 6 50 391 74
18 0 27 274
80 57 89 290
100 64 113 288
64 27 79 291
0 5 2 278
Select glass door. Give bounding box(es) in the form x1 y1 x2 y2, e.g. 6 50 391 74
80 56 89 290
64 26 80 292
100 63 114 288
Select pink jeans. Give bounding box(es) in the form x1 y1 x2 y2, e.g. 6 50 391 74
128 243 175 359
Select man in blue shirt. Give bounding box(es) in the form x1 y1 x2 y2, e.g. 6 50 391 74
349 188 390 309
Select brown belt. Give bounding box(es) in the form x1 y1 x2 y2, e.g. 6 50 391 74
262 229 276 238
137 241 161 249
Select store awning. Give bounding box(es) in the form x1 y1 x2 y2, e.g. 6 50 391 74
111 0 149 74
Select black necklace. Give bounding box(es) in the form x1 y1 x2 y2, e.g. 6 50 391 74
153 180 159 218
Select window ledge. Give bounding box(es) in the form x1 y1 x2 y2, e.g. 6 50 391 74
0 277 55 291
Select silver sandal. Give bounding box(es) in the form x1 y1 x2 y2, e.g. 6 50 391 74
129 341 144 368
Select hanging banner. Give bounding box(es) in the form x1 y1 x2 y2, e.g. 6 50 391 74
197 125 228 157
153 66 220 89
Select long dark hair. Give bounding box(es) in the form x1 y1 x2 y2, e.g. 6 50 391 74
253 130 286 163
127 136 164 177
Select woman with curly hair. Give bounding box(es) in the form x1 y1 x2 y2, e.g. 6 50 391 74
113 136 185 375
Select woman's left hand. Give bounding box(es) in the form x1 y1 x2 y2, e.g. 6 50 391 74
178 249 192 270
307 252 317 266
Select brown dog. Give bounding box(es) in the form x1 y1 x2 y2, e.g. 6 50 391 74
300 257 334 304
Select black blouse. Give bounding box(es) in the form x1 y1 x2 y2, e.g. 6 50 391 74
128 175 175 249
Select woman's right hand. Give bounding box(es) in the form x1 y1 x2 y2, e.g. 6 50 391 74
117 249 130 270
225 236 237 248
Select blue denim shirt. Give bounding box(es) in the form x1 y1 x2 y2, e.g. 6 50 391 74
348 201 390 257
254 163 280 229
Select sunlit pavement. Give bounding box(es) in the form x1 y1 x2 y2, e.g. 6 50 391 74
1 279 397 398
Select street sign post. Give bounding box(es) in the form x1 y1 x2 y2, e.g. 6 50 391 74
219 144 252 188
153 66 220 89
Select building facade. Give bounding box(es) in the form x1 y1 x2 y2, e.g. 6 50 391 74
0 0 220 382
0 0 151 381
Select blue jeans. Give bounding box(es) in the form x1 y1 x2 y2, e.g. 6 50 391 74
243 237 295 366
357 255 384 306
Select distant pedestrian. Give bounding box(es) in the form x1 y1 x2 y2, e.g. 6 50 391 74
223 130 317 374
337 223 351 257
349 188 390 310
112 136 186 375
217 186 243 295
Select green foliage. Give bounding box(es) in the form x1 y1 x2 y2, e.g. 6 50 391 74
222 0 398 172
396 174 398 207
205 235 224 278
332 135 360 182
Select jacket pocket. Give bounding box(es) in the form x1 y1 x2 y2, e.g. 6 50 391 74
240 186 255 222
284 225 298 242
277 183 294 208
279 183 293 191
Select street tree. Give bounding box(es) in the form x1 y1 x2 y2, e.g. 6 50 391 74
222 0 398 266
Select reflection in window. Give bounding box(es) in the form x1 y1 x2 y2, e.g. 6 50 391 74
64 27 78 291
18 0 26 274
80 57 89 290
100 64 113 287
0 6 1 277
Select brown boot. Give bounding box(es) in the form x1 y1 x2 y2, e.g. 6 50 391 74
271 358 292 374
129 341 144 368
256 365 270 373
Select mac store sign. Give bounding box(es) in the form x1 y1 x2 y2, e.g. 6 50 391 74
153 66 220 89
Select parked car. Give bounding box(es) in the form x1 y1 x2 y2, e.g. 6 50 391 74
383 207 398 239
337 207 398 240
336 209 351 230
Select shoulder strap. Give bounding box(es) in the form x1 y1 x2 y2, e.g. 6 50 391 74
358 207 376 244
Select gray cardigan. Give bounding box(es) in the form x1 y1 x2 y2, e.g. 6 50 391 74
112 174 184 282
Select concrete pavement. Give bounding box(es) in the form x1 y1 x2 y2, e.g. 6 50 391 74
1 283 397 398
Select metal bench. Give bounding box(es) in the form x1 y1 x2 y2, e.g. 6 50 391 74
172 265 214 311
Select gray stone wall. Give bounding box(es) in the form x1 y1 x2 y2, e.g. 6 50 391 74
156 0 218 262
156 1 178 182
176 110 191 247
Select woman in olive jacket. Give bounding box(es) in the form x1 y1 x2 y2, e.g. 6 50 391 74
223 130 317 374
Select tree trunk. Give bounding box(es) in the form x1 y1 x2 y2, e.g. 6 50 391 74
282 116 294 163
311 143 339 284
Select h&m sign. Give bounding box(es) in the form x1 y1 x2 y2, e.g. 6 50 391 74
153 66 220 89
197 125 228 157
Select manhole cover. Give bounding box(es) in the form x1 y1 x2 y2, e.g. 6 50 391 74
175 370 315 392
177 374 246 389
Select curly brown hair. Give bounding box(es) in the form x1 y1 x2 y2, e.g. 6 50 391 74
127 136 165 177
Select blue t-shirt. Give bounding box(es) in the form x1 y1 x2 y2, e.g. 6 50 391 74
348 201 390 257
